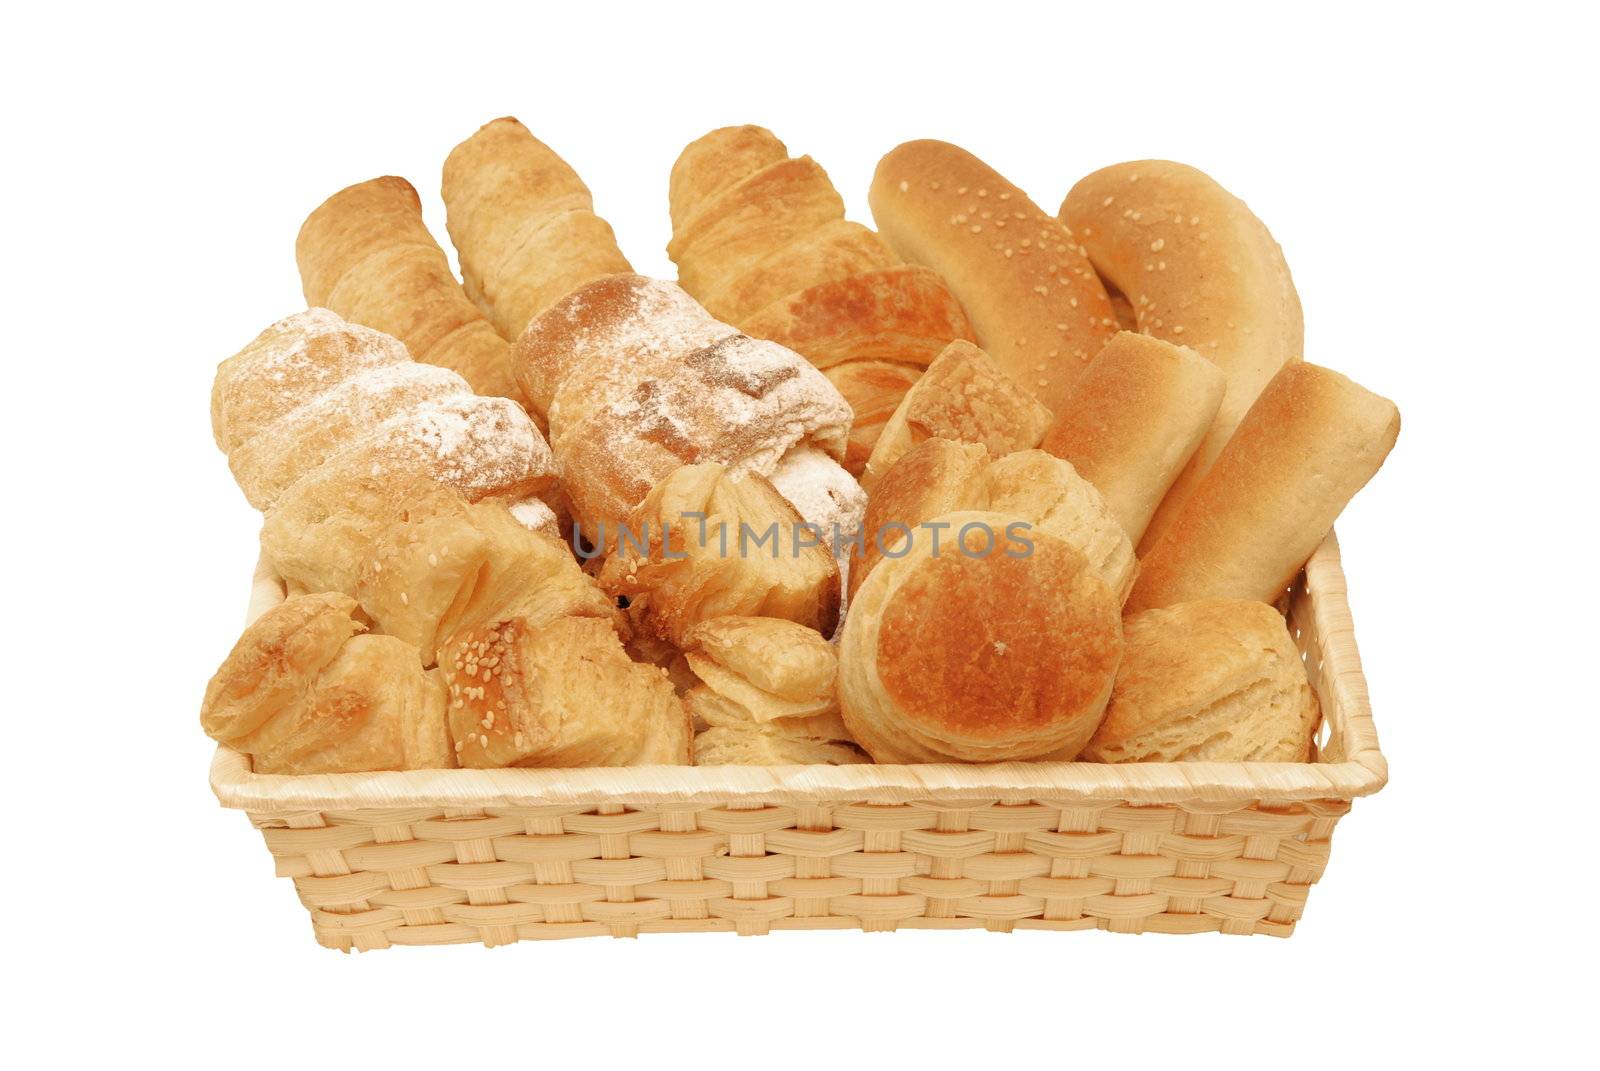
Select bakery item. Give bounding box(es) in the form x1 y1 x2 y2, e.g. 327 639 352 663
1083 600 1320 762
838 512 1121 763
355 487 618 665
213 310 555 595
681 616 865 765
850 440 1135 605
295 176 520 401
200 593 453 774
862 339 1054 491
1060 161 1303 548
442 117 632 341
442 615 690 768
1127 363 1400 611
511 274 860 540
596 463 841 647
668 125 975 472
1039 331 1224 545
869 140 1117 415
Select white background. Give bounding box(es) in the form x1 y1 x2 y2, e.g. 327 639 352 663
5 2 1592 1066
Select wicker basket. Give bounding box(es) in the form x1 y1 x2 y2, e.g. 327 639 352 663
210 532 1385 949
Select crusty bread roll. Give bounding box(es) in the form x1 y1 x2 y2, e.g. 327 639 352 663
295 176 520 401
511 274 859 539
355 487 618 665
200 593 453 774
850 440 1135 606
442 615 690 768
597 463 841 646
442 117 632 340
1128 363 1400 611
862 340 1054 491
869 140 1117 415
1040 331 1224 545
682 616 865 765
839 512 1122 763
668 126 975 473
1083 600 1319 763
1060 161 1303 548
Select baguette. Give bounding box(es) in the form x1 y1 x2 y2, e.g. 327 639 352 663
1127 363 1399 611
1060 161 1302 548
1040 331 1224 545
869 140 1117 415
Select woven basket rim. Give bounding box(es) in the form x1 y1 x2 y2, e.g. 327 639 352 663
210 533 1385 813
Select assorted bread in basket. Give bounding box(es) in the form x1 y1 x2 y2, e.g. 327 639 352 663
202 118 1398 944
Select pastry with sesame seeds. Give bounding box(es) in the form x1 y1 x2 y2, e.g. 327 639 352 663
1061 160 1303 549
869 140 1117 415
668 126 975 473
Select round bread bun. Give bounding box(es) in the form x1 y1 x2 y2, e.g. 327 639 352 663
838 511 1121 763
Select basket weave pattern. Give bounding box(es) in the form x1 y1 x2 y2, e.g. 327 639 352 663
213 534 1385 949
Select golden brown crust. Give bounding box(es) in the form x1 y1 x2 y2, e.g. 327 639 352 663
1083 600 1319 763
838 514 1120 762
869 140 1116 415
200 594 454 774
850 438 988 599
862 340 1054 492
1039 331 1224 545
1060 161 1303 548
295 176 520 401
442 615 689 768
668 125 792 236
442 117 632 340
821 360 924 476
1128 363 1400 611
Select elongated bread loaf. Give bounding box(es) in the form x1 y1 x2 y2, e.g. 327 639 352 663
1040 331 1224 545
296 176 520 401
1127 363 1399 611
442 118 632 340
870 140 1117 415
1061 161 1303 548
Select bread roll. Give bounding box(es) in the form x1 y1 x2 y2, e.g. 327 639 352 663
851 440 1135 606
682 616 865 765
442 117 632 340
1128 363 1399 611
1060 161 1303 548
596 463 842 646
862 340 1054 491
839 512 1121 763
1083 600 1319 763
442 615 690 768
200 593 453 774
1040 331 1224 544
869 140 1116 414
295 176 520 401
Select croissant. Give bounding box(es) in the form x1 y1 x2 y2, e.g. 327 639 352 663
596 463 841 646
668 126 975 473
511 273 861 542
851 439 1135 605
212 310 555 595
296 176 520 401
442 117 632 341
683 616 865 766
200 593 453 774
